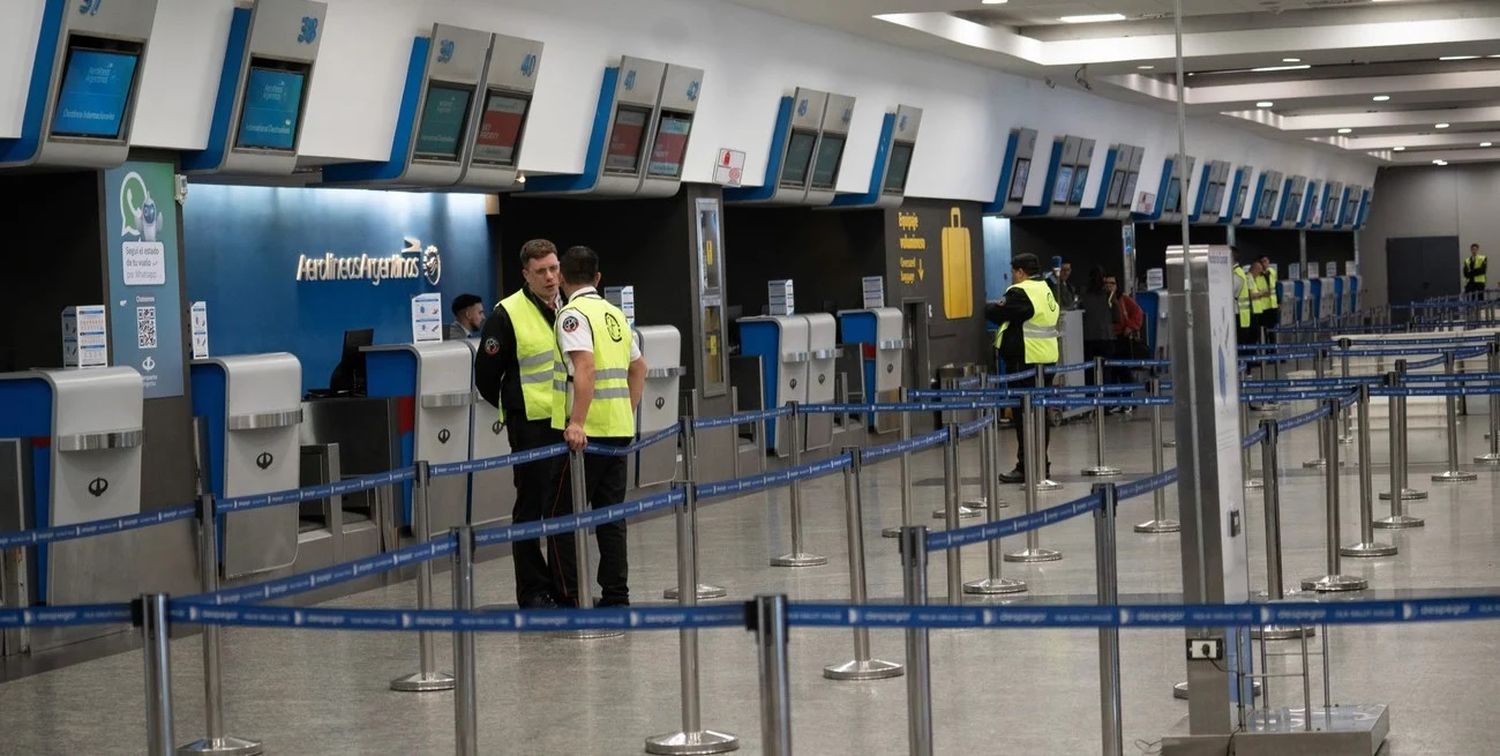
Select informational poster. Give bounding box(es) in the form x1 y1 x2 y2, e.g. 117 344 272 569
1344 261 1357 277
768 279 795 316
104 161 183 398
411 292 443 343
1145 268 1165 291
1288 263 1301 280
190 301 209 359
62 305 109 368
712 148 745 187
1326 261 1338 278
604 285 636 326
861 276 886 309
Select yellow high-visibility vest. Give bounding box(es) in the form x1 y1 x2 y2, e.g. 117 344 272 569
552 294 636 438
995 279 1060 364
1233 267 1252 328
1466 255 1487 284
497 290 559 422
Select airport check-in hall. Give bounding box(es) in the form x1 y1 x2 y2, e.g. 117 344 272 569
5 0 1500 754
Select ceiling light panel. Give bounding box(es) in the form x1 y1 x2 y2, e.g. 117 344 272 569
1058 13 1127 24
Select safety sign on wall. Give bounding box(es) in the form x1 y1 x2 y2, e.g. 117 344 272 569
61 305 109 369
190 301 209 359
712 148 745 187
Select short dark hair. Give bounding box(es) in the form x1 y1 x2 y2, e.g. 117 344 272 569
1011 253 1041 276
451 293 482 317
520 239 558 267
1472 243 1481 250
560 246 600 285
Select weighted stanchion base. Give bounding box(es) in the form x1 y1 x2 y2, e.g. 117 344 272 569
389 671 456 692
1003 547 1062 563
1378 488 1428 501
1473 453 1500 464
962 576 1028 595
1300 574 1368 592
1080 465 1122 477
1173 680 1262 700
645 729 740 755
1245 477 1264 490
932 505 983 520
823 658 904 681
1162 439 1176 448
1338 434 1355 445
1030 479 1063 493
881 527 903 539
770 552 828 567
176 736 263 756
1431 469 1478 482
555 628 626 640
1301 458 1346 469
1250 624 1316 641
1340 540 1398 558
1134 519 1181 534
1374 514 1425 529
663 583 728 600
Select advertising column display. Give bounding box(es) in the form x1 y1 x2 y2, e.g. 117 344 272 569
104 160 184 399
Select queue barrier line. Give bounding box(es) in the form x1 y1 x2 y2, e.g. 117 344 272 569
692 405 791 431
1239 334 1497 352
1240 351 1318 363
181 535 458 607
1243 376 1385 389
0 603 136 628
956 415 993 439
430 444 567 478
0 503 198 550
579 426 681 458
1371 384 1500 398
862 428 949 464
1104 358 1169 369
218 467 417 516
925 492 1102 552
1242 426 1268 450
800 399 1020 415
1115 469 1179 500
1404 371 1500 383
909 383 1145 400
1044 361 1093 375
473 488 685 548
985 367 1038 385
697 455 852 501
1278 403 1333 432
1037 395 1172 408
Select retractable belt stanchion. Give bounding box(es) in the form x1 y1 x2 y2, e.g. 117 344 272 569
1135 379 1179 534
883 388 916 539
1338 339 1355 445
1006 396 1062 562
1477 340 1500 464
750 595 793 756
1241 402 1262 490
771 403 827 567
1379 360 1427 504
646 432 739 755
1303 350 1332 469
825 447 903 680
1251 420 1314 641
964 414 1027 595
1093 483 1123 756
900 526 934 756
942 423 967 599
1032 368 1061 491
1432 351 1478 483
665 417 726 601
139 593 176 756
451 525 478 756
1082 357 1121 477
391 461 457 688
562 449 623 639
1301 398 1369 592
934 417 981 520
1341 385 1397 559
177 494 261 755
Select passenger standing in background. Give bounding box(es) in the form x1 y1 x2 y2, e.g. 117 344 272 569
445 293 485 340
986 252 1060 483
1464 243 1487 299
1106 275 1145 406
1079 266 1116 363
551 246 648 608
1055 260 1079 310
474 240 565 609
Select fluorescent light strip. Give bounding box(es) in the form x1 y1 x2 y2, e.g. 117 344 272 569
1393 146 1406 151
1372 95 1390 102
1337 128 1353 134
1436 123 1451 128
1255 101 1274 108
1059 13 1127 23
1439 55 1481 61
1251 64 1311 72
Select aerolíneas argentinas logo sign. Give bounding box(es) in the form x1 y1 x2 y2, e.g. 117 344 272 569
295 236 441 286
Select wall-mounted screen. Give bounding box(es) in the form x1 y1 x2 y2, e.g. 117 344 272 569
1106 170 1126 207
1008 158 1030 201
1069 166 1090 205
809 133 846 190
1284 193 1301 222
780 130 817 187
1205 183 1223 216
1052 166 1075 204
235 62 308 151
470 90 529 166
413 83 474 161
1164 177 1182 213
1123 172 1140 206
51 39 142 139
1257 191 1275 219
604 105 651 174
883 141 914 195
1234 185 1247 218
646 112 693 178
1325 195 1339 224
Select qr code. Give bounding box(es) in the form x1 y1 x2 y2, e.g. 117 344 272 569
136 306 157 349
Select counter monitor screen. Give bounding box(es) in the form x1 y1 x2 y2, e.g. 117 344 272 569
413 83 473 161
1164 177 1182 213
51 38 142 139
646 112 692 178
1106 170 1126 207
236 61 308 151
1284 193 1301 222
605 105 650 174
1008 158 1030 201
470 90 529 166
780 130 817 187
883 141 914 195
1234 185 1247 218
328 328 374 396
1069 166 1090 205
809 133 846 190
1202 183 1220 216
1052 166 1074 204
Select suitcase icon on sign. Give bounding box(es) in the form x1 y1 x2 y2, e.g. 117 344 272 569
940 207 974 319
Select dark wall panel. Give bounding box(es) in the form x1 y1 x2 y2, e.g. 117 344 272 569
723 205 885 321
1132 223 1228 283
884 199 987 378
1009 218 1126 282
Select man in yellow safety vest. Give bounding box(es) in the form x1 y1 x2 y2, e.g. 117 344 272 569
1233 258 1254 347
986 252 1060 484
1255 255 1280 343
1464 243 1487 299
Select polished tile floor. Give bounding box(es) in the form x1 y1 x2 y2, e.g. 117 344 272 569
4 402 1500 755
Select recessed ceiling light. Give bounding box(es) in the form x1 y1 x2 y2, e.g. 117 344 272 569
980 0 1008 4
1251 64 1312 72
1439 55 1481 61
1137 64 1155 70
1490 55 1500 59
1372 95 1391 102
1483 142 1494 147
1256 101 1274 108
1434 159 1445 164
1393 146 1406 151
1436 123 1451 128
1282 58 1302 63
1337 128 1353 134
1059 13 1127 23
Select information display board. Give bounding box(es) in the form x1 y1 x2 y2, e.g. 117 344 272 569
646 113 692 178
605 106 650 173
884 141 914 195
52 42 142 139
236 64 307 151
470 91 528 166
1009 158 1030 201
413 84 473 160
1053 166 1075 204
809 134 846 190
104 161 184 399
780 130 817 187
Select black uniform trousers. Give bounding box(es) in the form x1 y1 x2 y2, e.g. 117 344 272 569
507 418 567 604
551 436 630 605
1010 361 1053 474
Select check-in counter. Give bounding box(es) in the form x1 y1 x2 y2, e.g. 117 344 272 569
838 307 905 434
1277 281 1296 327
803 314 838 453
1331 276 1347 319
463 339 513 527
636 325 683 488
737 315 810 456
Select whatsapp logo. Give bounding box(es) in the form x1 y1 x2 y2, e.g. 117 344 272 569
118 171 159 242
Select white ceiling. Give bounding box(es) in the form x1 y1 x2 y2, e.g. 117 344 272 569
729 0 1500 164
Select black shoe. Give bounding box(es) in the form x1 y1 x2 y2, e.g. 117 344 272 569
998 468 1025 484
519 593 561 609
597 596 630 608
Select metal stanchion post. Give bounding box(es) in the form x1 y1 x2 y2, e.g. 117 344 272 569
140 593 176 756
665 418 726 600
1338 339 1354 445
177 494 261 755
1477 341 1500 464
771 403 827 566
1303 350 1332 468
884 388 916 539
1251 420 1314 641
1433 351 1478 482
391 460 457 688
451 525 478 756
1032 369 1062 490
933 416 982 519
647 480 739 754
1301 399 1368 592
750 595 792 756
1242 402 1262 490
561 449 624 639
1379 360 1428 504
1341 386 1397 559
1135 379 1179 533
900 527 934 756
941 423 966 600
826 447 904 680
1006 396 1063 561
1093 483 1123 756
1082 357 1121 477
964 417 1027 595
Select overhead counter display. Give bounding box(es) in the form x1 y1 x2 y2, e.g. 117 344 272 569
726 87 832 205
452 33 543 192
983 127 1038 217
1016 134 1094 218
1189 160 1230 225
180 0 328 177
1243 169 1283 228
1079 142 1142 220
1134 153 1195 225
0 0 157 169
828 104 922 209
1273 175 1306 228
1225 165 1252 226
1297 179 1321 229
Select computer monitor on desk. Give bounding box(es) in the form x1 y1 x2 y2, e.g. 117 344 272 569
327 328 374 396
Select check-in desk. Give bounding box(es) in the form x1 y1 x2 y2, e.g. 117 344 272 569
298 398 398 561
637 326 683 488
0 367 143 652
191 354 302 580
463 339 513 527
1278 281 1297 328
1331 276 1347 320
838 307 906 435
738 315 810 457
803 314 838 454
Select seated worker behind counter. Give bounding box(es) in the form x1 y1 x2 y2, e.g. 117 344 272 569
445 293 485 340
986 252 1060 484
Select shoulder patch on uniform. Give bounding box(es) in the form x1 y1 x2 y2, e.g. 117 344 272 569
483 337 500 355
562 315 580 333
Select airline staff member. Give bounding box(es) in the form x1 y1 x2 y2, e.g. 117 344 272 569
1233 257 1254 346
1255 255 1280 342
1464 243 1487 299
474 240 565 609
986 252 1060 484
1247 259 1272 338
551 246 647 608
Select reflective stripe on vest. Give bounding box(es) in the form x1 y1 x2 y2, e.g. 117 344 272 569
1233 267 1252 328
498 290 560 422
1468 255 1487 284
995 279 1060 365
552 295 637 438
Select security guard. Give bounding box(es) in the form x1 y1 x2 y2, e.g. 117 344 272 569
1233 257 1254 346
985 252 1059 483
551 245 647 607
474 239 566 608
1464 243 1487 299
1247 258 1270 337
1255 255 1280 342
